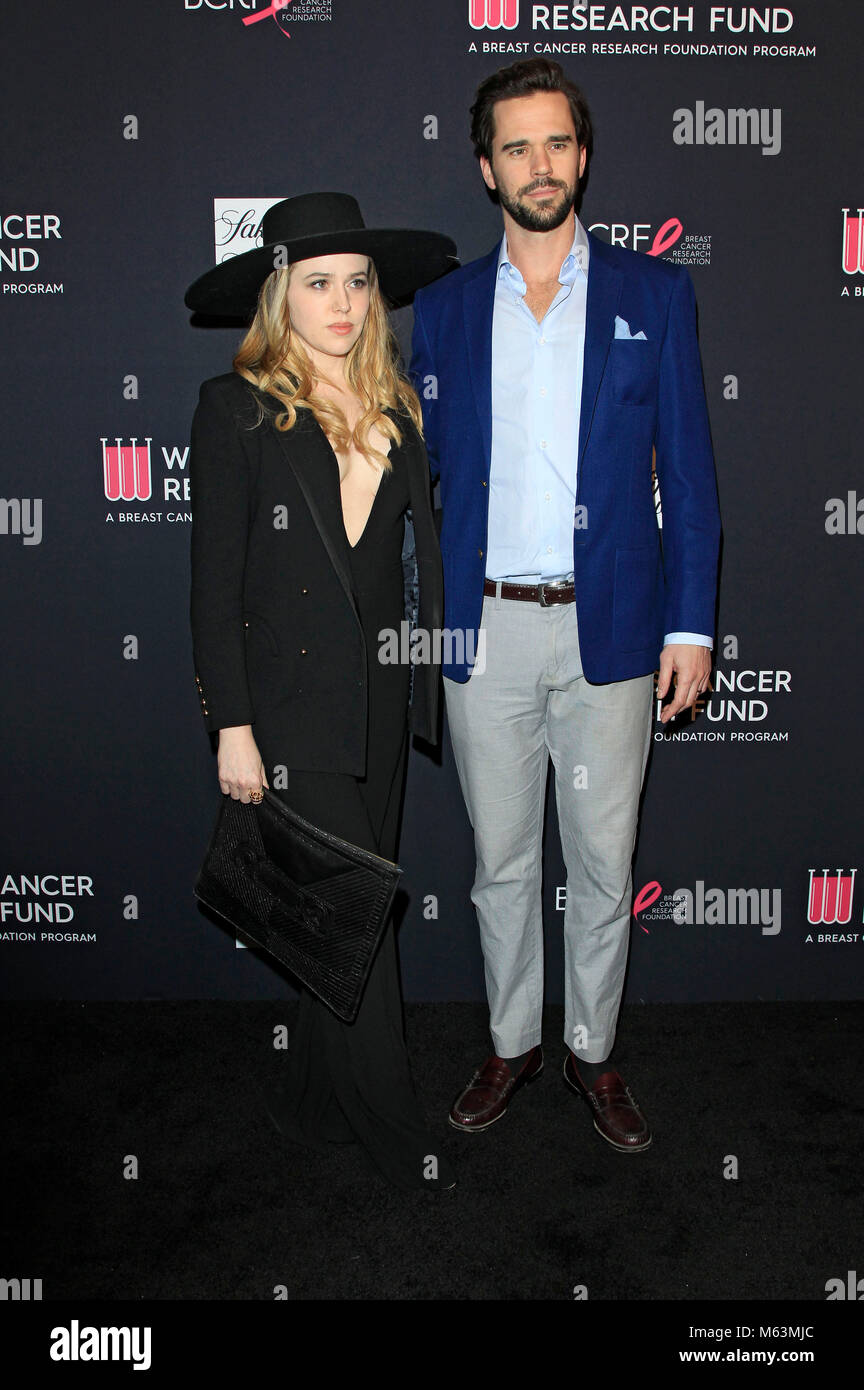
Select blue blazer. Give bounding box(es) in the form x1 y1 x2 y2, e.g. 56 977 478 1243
410 230 721 683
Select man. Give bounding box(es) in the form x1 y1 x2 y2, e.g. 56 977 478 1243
410 59 720 1152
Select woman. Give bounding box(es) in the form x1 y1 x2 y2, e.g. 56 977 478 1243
185 193 457 1192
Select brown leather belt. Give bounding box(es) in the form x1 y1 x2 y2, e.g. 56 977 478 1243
483 577 575 606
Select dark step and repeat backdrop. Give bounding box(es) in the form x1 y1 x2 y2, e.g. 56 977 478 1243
1 1 861 1004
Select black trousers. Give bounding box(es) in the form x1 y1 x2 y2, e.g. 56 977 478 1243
265 736 453 1191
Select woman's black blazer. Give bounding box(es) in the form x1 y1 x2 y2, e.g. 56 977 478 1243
189 371 444 775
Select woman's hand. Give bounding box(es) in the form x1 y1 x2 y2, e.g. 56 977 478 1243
217 725 270 802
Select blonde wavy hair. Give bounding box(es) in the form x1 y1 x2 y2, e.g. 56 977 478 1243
233 257 423 471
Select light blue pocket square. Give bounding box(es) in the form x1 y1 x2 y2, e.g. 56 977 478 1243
614 315 647 340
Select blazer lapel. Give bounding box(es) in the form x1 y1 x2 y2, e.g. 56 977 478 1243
462 249 498 469
578 233 623 467
268 406 360 623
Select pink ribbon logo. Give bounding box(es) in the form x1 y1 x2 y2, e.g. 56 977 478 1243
648 218 683 258
243 0 289 27
632 880 663 934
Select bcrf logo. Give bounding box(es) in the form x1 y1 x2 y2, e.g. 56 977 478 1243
470 0 519 29
588 218 683 257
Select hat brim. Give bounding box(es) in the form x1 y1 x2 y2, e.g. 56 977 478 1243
184 227 458 317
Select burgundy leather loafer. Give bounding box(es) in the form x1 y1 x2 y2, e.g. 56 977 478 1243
564 1053 652 1152
449 1046 543 1131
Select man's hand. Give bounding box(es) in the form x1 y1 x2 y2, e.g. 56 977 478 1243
656 643 712 724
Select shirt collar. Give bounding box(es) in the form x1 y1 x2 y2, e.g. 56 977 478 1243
496 216 590 295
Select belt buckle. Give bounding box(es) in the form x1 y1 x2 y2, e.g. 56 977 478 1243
538 578 566 607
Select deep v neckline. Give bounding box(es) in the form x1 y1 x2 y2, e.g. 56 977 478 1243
344 464 387 550
321 428 393 551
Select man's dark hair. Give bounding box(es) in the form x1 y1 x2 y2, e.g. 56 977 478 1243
469 58 593 166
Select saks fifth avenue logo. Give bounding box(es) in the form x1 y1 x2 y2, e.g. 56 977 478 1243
214 198 281 266
632 880 781 935
101 437 191 522
470 0 519 27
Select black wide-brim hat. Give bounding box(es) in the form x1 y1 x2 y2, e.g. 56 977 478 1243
184 191 458 317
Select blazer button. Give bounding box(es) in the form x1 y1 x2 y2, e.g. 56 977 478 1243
478 548 484 558
300 587 309 595
300 648 308 655
482 480 487 488
244 620 249 627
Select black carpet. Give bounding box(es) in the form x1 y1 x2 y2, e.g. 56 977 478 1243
1 1000 861 1302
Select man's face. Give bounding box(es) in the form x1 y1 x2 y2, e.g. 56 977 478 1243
479 90 586 233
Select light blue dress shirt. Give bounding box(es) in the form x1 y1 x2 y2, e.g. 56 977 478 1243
487 217 711 650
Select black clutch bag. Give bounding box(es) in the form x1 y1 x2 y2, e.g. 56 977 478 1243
193 788 402 1023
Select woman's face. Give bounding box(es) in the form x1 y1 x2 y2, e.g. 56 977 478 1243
285 252 371 371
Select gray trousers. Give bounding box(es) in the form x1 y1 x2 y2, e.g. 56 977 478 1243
443 592 653 1062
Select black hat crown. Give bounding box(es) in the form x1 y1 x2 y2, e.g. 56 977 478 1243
261 192 366 247
185 190 458 317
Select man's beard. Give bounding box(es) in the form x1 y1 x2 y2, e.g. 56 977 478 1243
496 177 577 232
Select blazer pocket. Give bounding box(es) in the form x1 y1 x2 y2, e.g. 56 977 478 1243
608 339 660 408
243 611 280 655
613 544 662 652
